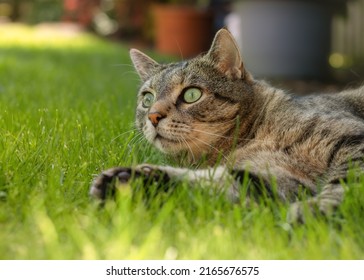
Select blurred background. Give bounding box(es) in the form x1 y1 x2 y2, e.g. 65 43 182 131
0 0 363 91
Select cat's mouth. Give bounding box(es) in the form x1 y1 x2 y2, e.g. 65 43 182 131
151 128 214 158
155 133 179 143
152 131 189 154
147 124 208 156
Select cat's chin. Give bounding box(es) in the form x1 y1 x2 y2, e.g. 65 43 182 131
153 135 182 154
153 136 208 164
145 129 205 158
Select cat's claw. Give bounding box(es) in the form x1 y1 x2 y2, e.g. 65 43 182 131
117 170 133 183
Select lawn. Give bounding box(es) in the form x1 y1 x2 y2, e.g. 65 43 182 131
0 24 363 260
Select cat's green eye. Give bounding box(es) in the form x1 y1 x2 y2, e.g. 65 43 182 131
183 88 202 104
142 92 155 108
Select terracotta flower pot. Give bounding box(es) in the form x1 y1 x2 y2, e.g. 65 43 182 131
152 5 213 58
63 0 100 27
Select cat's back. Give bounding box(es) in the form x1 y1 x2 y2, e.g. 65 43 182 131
333 85 364 119
296 85 364 119
249 89 363 155
273 85 364 129
230 84 364 189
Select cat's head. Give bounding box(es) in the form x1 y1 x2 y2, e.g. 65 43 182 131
130 29 254 162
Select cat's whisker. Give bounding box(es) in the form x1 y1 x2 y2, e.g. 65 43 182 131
190 127 275 145
127 136 148 152
202 118 237 126
190 128 234 140
119 72 141 81
128 132 145 146
111 127 138 143
121 71 139 77
132 137 148 148
111 63 135 68
174 39 185 62
180 136 196 163
116 129 145 148
109 63 140 78
186 135 229 163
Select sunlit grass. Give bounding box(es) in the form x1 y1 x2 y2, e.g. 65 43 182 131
0 23 101 48
0 25 363 260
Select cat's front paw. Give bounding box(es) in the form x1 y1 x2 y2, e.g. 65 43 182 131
90 164 171 200
90 167 136 200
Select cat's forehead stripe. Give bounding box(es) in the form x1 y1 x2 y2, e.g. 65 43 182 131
157 66 182 86
142 61 192 98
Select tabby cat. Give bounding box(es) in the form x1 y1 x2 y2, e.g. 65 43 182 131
90 29 364 223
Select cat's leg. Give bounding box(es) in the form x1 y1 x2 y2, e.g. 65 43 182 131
287 159 364 223
90 162 353 223
90 163 314 212
90 161 317 205
232 164 344 223
287 183 344 223
90 164 240 201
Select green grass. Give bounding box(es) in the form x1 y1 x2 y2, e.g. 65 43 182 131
0 25 364 260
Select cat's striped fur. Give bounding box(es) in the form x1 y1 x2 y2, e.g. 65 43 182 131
90 29 364 223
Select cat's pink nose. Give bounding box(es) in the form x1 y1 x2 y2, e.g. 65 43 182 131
148 112 164 127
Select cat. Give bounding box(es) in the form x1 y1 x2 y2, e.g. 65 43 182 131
90 28 364 223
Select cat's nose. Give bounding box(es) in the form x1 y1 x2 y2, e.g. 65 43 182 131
148 112 165 127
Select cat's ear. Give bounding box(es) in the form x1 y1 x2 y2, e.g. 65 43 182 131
207 29 244 79
130 49 160 82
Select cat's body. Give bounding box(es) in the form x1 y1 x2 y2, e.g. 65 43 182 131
90 29 364 222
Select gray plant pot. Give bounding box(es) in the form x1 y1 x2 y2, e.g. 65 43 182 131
233 0 333 79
